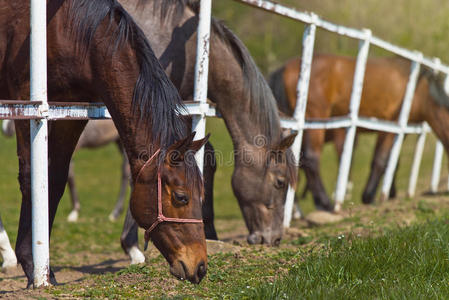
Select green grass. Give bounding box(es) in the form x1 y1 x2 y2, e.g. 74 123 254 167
246 218 449 299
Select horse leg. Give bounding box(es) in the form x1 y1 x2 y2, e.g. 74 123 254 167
202 141 218 240
302 129 333 211
67 161 81 222
120 206 144 264
389 158 399 199
109 141 130 222
362 132 395 204
0 214 17 269
15 120 86 287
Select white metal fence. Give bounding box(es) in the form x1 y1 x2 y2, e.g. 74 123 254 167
3 0 448 287
231 0 449 227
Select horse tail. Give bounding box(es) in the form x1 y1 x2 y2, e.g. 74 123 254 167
268 66 292 115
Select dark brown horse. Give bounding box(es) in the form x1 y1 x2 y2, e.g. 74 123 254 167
119 0 297 249
3 0 208 286
269 54 449 208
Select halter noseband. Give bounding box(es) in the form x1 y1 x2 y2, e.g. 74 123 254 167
135 148 203 250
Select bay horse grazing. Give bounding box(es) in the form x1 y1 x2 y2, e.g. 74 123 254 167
119 0 298 248
269 53 449 208
2 119 128 223
3 0 208 286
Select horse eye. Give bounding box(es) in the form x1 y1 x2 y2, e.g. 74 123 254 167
172 191 189 205
274 177 286 189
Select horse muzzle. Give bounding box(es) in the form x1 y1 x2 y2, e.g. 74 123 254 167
247 231 282 246
170 259 207 284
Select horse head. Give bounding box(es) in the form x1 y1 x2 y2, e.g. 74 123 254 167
130 132 209 284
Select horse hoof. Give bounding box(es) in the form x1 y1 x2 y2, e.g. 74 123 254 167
1 256 17 269
379 193 388 203
67 210 79 222
108 213 118 222
128 246 145 265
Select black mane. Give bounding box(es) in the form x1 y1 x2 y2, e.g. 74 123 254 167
420 66 449 109
68 0 187 148
147 0 282 143
68 0 203 192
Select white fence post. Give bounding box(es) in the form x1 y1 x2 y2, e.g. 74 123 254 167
380 57 421 201
30 0 50 287
407 123 428 197
430 140 444 193
283 15 317 228
333 29 371 212
192 0 212 173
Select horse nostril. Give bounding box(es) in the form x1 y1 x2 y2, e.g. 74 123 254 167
247 233 262 244
196 261 207 282
179 260 188 281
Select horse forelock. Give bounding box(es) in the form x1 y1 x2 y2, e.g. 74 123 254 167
67 0 188 148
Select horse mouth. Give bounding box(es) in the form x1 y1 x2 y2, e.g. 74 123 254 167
170 260 206 284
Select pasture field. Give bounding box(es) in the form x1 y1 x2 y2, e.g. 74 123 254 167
1 119 449 299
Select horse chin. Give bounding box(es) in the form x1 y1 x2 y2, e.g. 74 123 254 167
153 235 207 284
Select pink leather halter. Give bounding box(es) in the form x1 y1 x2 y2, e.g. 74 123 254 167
135 148 203 250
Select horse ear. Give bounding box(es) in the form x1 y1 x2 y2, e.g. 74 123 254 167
166 131 196 164
189 133 210 153
275 132 297 151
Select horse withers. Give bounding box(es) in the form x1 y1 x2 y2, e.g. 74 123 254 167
269 54 449 208
2 0 208 286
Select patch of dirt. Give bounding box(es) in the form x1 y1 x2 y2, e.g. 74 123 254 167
0 251 133 299
305 211 344 226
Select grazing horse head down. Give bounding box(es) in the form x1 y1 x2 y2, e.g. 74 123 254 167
208 18 298 246
4 0 208 285
131 132 209 283
68 0 210 284
121 0 298 245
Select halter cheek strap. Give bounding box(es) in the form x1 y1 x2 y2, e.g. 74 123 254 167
135 149 203 251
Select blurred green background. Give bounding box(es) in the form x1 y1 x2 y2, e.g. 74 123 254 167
213 0 449 73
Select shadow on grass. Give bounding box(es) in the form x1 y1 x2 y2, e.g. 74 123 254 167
53 258 127 275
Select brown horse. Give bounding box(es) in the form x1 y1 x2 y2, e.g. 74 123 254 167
2 119 129 223
119 0 298 248
3 0 208 286
269 54 448 208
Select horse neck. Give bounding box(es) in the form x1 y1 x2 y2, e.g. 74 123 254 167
208 36 281 151
52 1 179 177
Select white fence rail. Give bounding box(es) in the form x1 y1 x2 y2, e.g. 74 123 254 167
3 0 448 287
